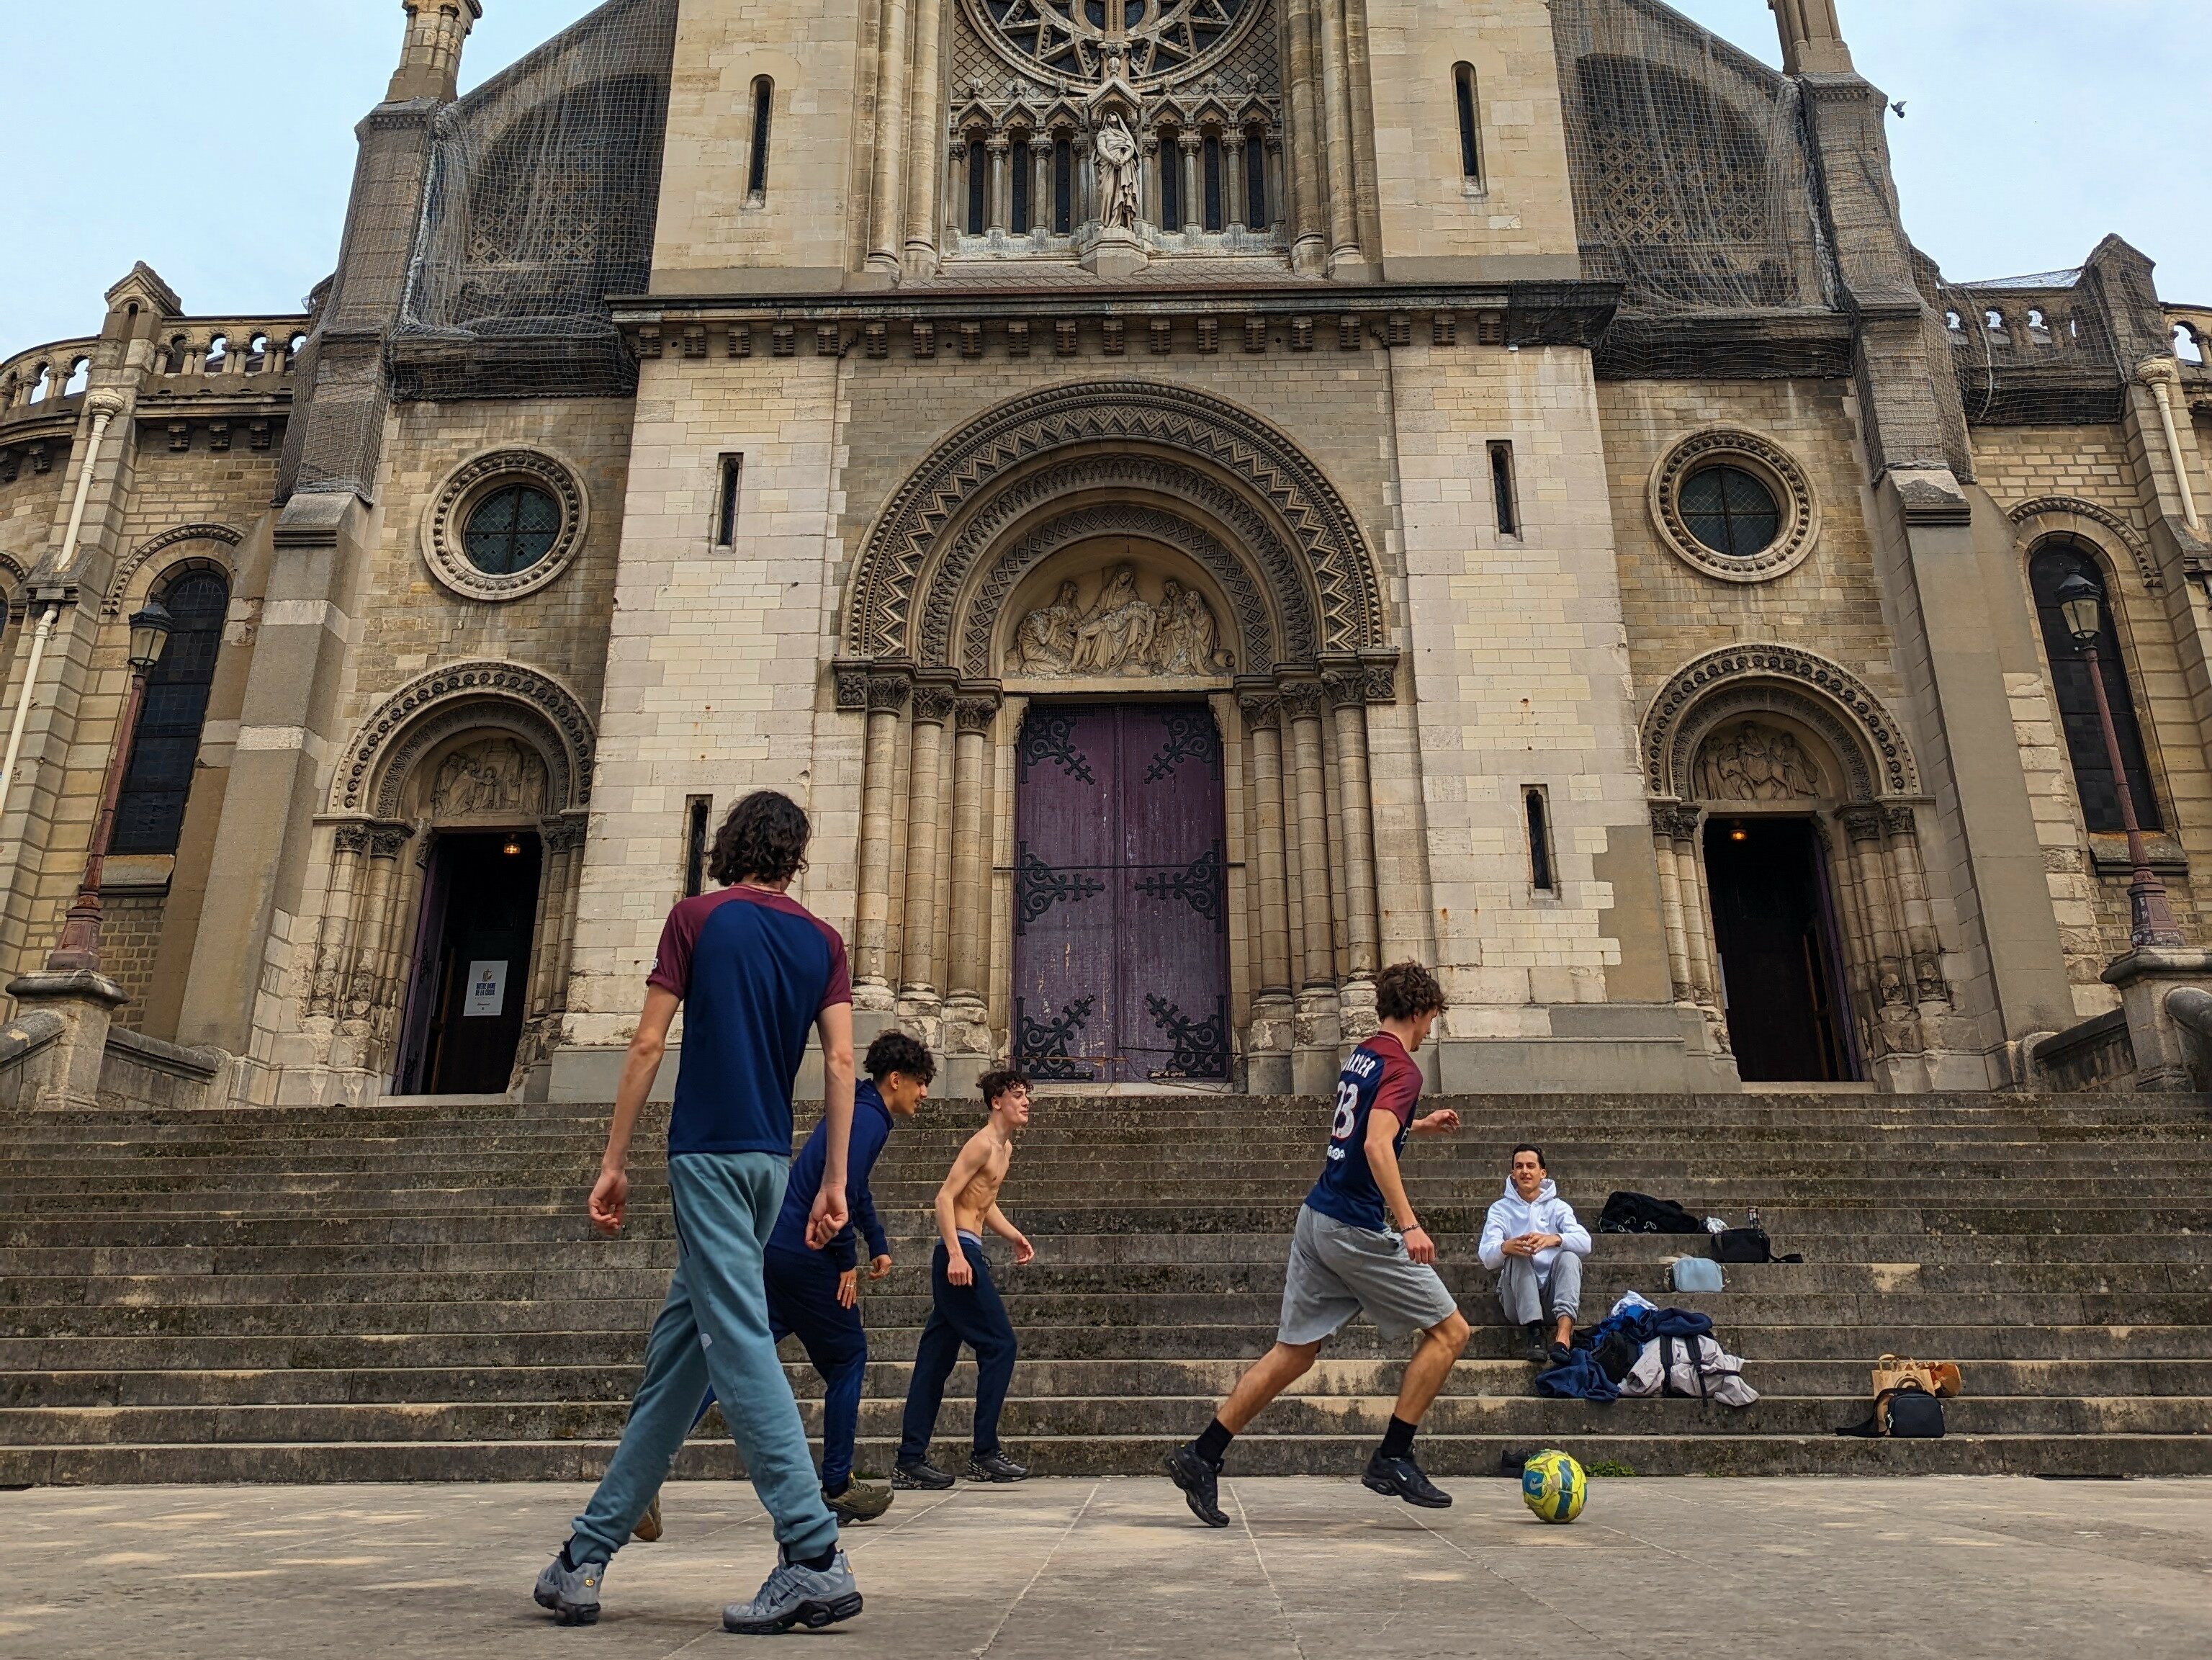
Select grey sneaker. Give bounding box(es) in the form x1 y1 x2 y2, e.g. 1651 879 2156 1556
721 1548 863 1635
533 1548 605 1626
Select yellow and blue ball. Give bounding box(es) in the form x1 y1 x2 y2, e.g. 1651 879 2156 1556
1520 1448 1587 1523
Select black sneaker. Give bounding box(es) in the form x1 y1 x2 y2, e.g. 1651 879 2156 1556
968 1449 1030 1483
1362 1450 1452 1509
891 1458 956 1490
1523 1322 1550 1364
1164 1443 1230 1529
1548 1342 1573 1367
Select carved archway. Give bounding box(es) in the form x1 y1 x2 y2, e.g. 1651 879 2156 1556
105 524 241 616
2008 496 2158 593
331 660 595 819
1642 644 1918 803
844 380 1388 667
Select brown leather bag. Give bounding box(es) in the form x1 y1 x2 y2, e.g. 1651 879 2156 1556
1873 1353 1961 1399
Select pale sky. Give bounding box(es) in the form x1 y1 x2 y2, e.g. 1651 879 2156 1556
4 0 2205 353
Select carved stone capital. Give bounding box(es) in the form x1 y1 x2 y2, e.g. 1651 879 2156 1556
1881 802 1920 840
541 816 588 853
866 665 914 712
1236 690 1280 728
1278 679 1323 719
2138 356 2182 390
912 681 958 724
1321 670 1363 709
365 822 414 860
955 690 1002 732
85 390 127 421
1650 801 1702 841
333 822 374 857
1839 804 1887 844
832 658 873 711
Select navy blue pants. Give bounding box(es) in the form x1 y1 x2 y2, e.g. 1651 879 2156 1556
692 1244 868 1490
898 1237 1017 1463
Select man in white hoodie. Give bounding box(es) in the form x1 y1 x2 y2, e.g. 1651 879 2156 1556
1478 1146 1592 1365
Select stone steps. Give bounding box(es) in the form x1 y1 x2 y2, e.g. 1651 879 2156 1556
0 1090 2204 1485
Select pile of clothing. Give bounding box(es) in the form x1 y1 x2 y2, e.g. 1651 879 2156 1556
1534 1291 1757 1406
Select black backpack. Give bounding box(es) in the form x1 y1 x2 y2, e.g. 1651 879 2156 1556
1598 1190 1705 1235
1835 1381 1946 1439
1711 1226 1802 1265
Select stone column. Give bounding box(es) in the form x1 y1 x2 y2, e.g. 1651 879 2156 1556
1237 688 1295 1077
866 0 912 272
1315 0 1361 266
307 824 369 1019
1281 682 1335 987
852 667 910 1007
343 823 413 1062
902 0 946 272
899 679 956 1006
986 135 1010 236
943 691 999 1055
1180 132 1202 234
1883 803 1948 1010
1650 804 1699 1006
1324 668 1379 987
1840 804 1908 1015
1280 0 1328 272
1225 132 1247 232
531 817 585 1021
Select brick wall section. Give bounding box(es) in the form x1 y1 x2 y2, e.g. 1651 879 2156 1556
99 893 167 1024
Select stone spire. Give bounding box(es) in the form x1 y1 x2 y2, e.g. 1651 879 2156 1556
388 0 483 103
1770 0 1853 75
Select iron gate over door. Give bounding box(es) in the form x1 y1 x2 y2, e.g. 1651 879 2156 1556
1010 702 1231 1083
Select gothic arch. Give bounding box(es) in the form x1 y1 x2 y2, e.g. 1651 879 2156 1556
844 380 1386 665
104 524 241 615
332 660 595 820
2008 497 2159 593
1642 644 1919 802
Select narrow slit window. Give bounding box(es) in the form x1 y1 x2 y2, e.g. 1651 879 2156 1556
747 77 774 202
1524 788 1555 893
683 796 713 898
1202 135 1224 231
1454 63 1483 184
714 454 743 547
1489 440 1519 537
1244 131 1267 227
1010 138 1032 233
1159 133 1181 230
966 138 988 235
1053 135 1074 233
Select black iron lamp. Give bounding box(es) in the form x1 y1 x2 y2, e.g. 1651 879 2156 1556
126 598 174 674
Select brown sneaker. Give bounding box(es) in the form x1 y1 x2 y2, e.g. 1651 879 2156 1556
824 1478 893 1524
631 1493 663 1543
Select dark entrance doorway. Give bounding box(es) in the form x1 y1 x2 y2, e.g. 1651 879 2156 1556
1010 702 1231 1083
1703 816 1856 1083
394 831 543 1095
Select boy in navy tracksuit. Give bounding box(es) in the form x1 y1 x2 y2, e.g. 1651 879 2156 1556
634 1029 935 1538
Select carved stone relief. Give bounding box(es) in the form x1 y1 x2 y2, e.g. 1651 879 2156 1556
426 737 547 818
1694 722 1824 802
1009 563 1234 677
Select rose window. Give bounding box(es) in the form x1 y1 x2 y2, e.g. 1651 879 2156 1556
974 0 1257 86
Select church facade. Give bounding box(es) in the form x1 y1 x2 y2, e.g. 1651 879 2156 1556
5 0 2212 1105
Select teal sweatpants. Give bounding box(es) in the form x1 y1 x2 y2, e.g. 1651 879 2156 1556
569 1151 838 1563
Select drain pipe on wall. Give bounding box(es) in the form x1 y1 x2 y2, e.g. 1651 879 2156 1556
0 392 124 828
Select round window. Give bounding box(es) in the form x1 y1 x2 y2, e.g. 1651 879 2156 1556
462 483 561 576
1680 465 1781 560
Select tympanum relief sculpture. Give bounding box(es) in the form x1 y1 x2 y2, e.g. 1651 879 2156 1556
426 736 547 817
1694 722 1823 803
1010 564 1234 677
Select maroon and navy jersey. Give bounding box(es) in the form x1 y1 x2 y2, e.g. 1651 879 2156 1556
649 886 851 1157
1304 1031 1423 1234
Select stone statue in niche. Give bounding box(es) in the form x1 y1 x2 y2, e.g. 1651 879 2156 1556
1095 113 1142 232
1010 565 1234 677
1695 722 1822 802
427 735 546 817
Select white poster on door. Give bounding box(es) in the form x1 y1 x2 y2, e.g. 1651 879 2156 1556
464 959 508 1018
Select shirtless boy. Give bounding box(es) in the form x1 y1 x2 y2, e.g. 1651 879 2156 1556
1165 961 1469 1525
892 1069 1035 1489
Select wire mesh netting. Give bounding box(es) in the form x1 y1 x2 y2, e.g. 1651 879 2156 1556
392 0 678 400
1551 0 1835 375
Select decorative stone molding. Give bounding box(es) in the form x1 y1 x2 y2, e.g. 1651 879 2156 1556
418 447 588 603
1003 557 1235 679
848 380 1385 666
2008 496 2161 593
912 682 959 724
1642 645 1918 802
955 692 1002 732
1838 804 1886 843
103 524 241 615
832 658 873 712
333 660 595 817
1236 690 1280 727
1647 427 1820 586
1278 679 1323 719
865 668 914 712
1649 801 1702 840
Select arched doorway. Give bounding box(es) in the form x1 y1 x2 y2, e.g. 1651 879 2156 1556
1642 646 1951 1090
835 381 1398 1087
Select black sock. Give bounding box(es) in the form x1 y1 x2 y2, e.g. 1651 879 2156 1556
824 1475 850 1499
1193 1417 1234 1467
796 1546 838 1572
559 1538 598 1573
1379 1415 1417 1461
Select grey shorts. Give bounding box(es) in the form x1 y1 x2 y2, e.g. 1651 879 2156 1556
1277 1204 1460 1346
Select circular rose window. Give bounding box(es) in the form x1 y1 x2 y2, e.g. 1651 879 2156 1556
971 0 1259 88
1647 430 1820 586
421 448 588 602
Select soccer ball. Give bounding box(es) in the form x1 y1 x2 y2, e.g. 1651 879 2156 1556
1521 1448 1586 1523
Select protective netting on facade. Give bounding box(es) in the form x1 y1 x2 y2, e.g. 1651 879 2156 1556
392 0 678 400
1552 0 1835 371
1934 266 2131 426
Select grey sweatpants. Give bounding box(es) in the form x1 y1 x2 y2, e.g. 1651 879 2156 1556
1496 1250 1583 1324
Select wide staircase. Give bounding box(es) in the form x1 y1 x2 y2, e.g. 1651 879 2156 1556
3 1091 2210 1483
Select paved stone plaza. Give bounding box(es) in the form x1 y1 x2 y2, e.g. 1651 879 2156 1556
6 1476 2206 1658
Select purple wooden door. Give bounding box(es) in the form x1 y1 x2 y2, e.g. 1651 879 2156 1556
1012 703 1231 1083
